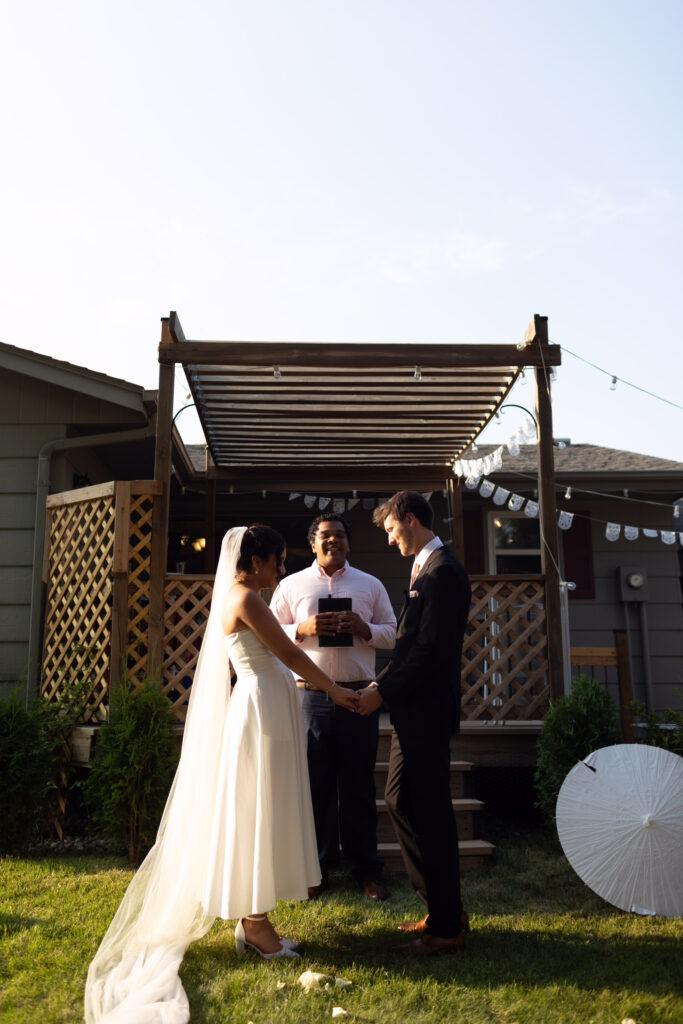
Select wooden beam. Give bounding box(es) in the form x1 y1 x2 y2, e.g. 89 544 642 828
533 316 564 702
110 482 131 696
159 340 562 368
204 478 216 572
449 476 465 564
149 319 176 683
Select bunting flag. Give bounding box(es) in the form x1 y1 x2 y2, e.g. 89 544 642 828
271 487 681 547
558 510 574 530
451 416 536 477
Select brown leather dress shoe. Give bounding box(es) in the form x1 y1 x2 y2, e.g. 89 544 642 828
307 884 325 900
398 910 470 934
391 931 466 956
361 879 389 901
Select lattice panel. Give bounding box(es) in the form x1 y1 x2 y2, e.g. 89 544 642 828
125 493 155 687
41 497 116 722
462 579 549 721
162 577 215 720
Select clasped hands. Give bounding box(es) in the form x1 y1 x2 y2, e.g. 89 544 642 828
329 681 383 715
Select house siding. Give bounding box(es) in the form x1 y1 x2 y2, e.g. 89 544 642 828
0 366 147 696
566 513 683 712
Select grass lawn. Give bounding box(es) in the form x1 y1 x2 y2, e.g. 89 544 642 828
1 821 681 1024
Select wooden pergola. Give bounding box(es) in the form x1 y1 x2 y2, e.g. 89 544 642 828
147 312 564 700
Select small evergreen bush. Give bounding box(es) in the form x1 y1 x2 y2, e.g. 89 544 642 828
629 698 683 755
0 693 56 853
0 676 92 853
85 680 178 863
534 674 619 829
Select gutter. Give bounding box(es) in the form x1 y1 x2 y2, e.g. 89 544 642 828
26 423 157 703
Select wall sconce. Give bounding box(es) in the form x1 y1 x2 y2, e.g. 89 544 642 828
192 537 207 552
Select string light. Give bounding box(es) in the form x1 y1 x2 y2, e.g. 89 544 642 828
610 375 618 391
564 486 572 500
562 345 683 411
413 366 422 381
273 366 282 379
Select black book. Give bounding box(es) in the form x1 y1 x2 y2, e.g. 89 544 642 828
318 597 353 647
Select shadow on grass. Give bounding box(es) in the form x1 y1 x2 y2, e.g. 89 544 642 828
300 921 680 998
0 913 45 936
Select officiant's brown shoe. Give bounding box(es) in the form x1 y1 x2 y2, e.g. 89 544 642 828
307 884 325 900
391 931 466 956
397 910 470 934
361 879 389 901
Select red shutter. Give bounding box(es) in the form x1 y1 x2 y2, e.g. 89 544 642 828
462 506 486 574
561 512 595 600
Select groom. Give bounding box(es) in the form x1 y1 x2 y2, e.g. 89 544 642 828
358 491 472 954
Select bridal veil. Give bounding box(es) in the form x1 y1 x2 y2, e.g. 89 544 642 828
84 527 247 1024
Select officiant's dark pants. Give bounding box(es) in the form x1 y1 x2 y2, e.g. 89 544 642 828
301 689 383 882
385 729 463 937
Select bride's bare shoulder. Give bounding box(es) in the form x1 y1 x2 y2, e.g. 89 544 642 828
221 584 264 634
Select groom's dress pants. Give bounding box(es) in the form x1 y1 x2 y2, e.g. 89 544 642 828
385 728 463 938
301 688 383 882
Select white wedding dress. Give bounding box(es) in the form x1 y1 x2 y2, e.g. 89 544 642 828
85 527 321 1024
202 630 320 917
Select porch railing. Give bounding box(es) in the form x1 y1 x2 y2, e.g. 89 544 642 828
40 485 549 724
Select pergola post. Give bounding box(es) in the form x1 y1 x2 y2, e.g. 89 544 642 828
204 477 217 571
448 476 465 563
529 315 565 702
148 317 176 682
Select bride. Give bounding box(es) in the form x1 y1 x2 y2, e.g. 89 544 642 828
85 524 357 1024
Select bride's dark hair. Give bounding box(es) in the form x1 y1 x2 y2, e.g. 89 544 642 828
236 523 286 574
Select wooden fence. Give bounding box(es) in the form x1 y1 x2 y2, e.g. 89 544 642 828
41 487 550 725
41 481 160 721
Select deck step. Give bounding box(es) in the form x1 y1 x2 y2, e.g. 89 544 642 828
375 760 473 799
376 797 483 842
378 839 496 874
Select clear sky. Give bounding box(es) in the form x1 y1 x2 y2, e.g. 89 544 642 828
1 1 681 461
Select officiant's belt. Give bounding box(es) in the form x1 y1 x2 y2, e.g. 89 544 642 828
296 679 372 691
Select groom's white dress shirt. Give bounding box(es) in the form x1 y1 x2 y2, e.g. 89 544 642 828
409 535 444 587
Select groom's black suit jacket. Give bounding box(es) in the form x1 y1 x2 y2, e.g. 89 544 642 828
378 544 471 739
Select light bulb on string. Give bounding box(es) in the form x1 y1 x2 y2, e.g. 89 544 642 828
674 505 680 520
564 486 572 500
610 376 617 391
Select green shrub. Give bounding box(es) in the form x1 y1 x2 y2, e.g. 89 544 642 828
0 675 92 853
629 698 683 755
534 675 619 829
0 693 56 853
84 680 178 863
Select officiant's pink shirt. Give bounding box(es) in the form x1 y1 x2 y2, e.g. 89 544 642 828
271 561 396 682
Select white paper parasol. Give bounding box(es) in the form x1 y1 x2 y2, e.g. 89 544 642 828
556 744 683 917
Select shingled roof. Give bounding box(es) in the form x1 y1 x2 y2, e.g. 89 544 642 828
182 441 683 480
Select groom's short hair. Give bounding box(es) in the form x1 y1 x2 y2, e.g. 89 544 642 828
373 491 434 530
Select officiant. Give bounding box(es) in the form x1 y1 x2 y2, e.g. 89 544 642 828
271 514 396 901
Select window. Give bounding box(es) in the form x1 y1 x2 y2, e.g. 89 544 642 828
487 512 542 574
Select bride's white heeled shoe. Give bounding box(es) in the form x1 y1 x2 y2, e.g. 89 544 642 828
235 919 301 959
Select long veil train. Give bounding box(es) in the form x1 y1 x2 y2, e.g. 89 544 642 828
84 528 247 1024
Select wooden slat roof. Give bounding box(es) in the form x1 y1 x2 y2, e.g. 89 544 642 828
160 315 561 478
